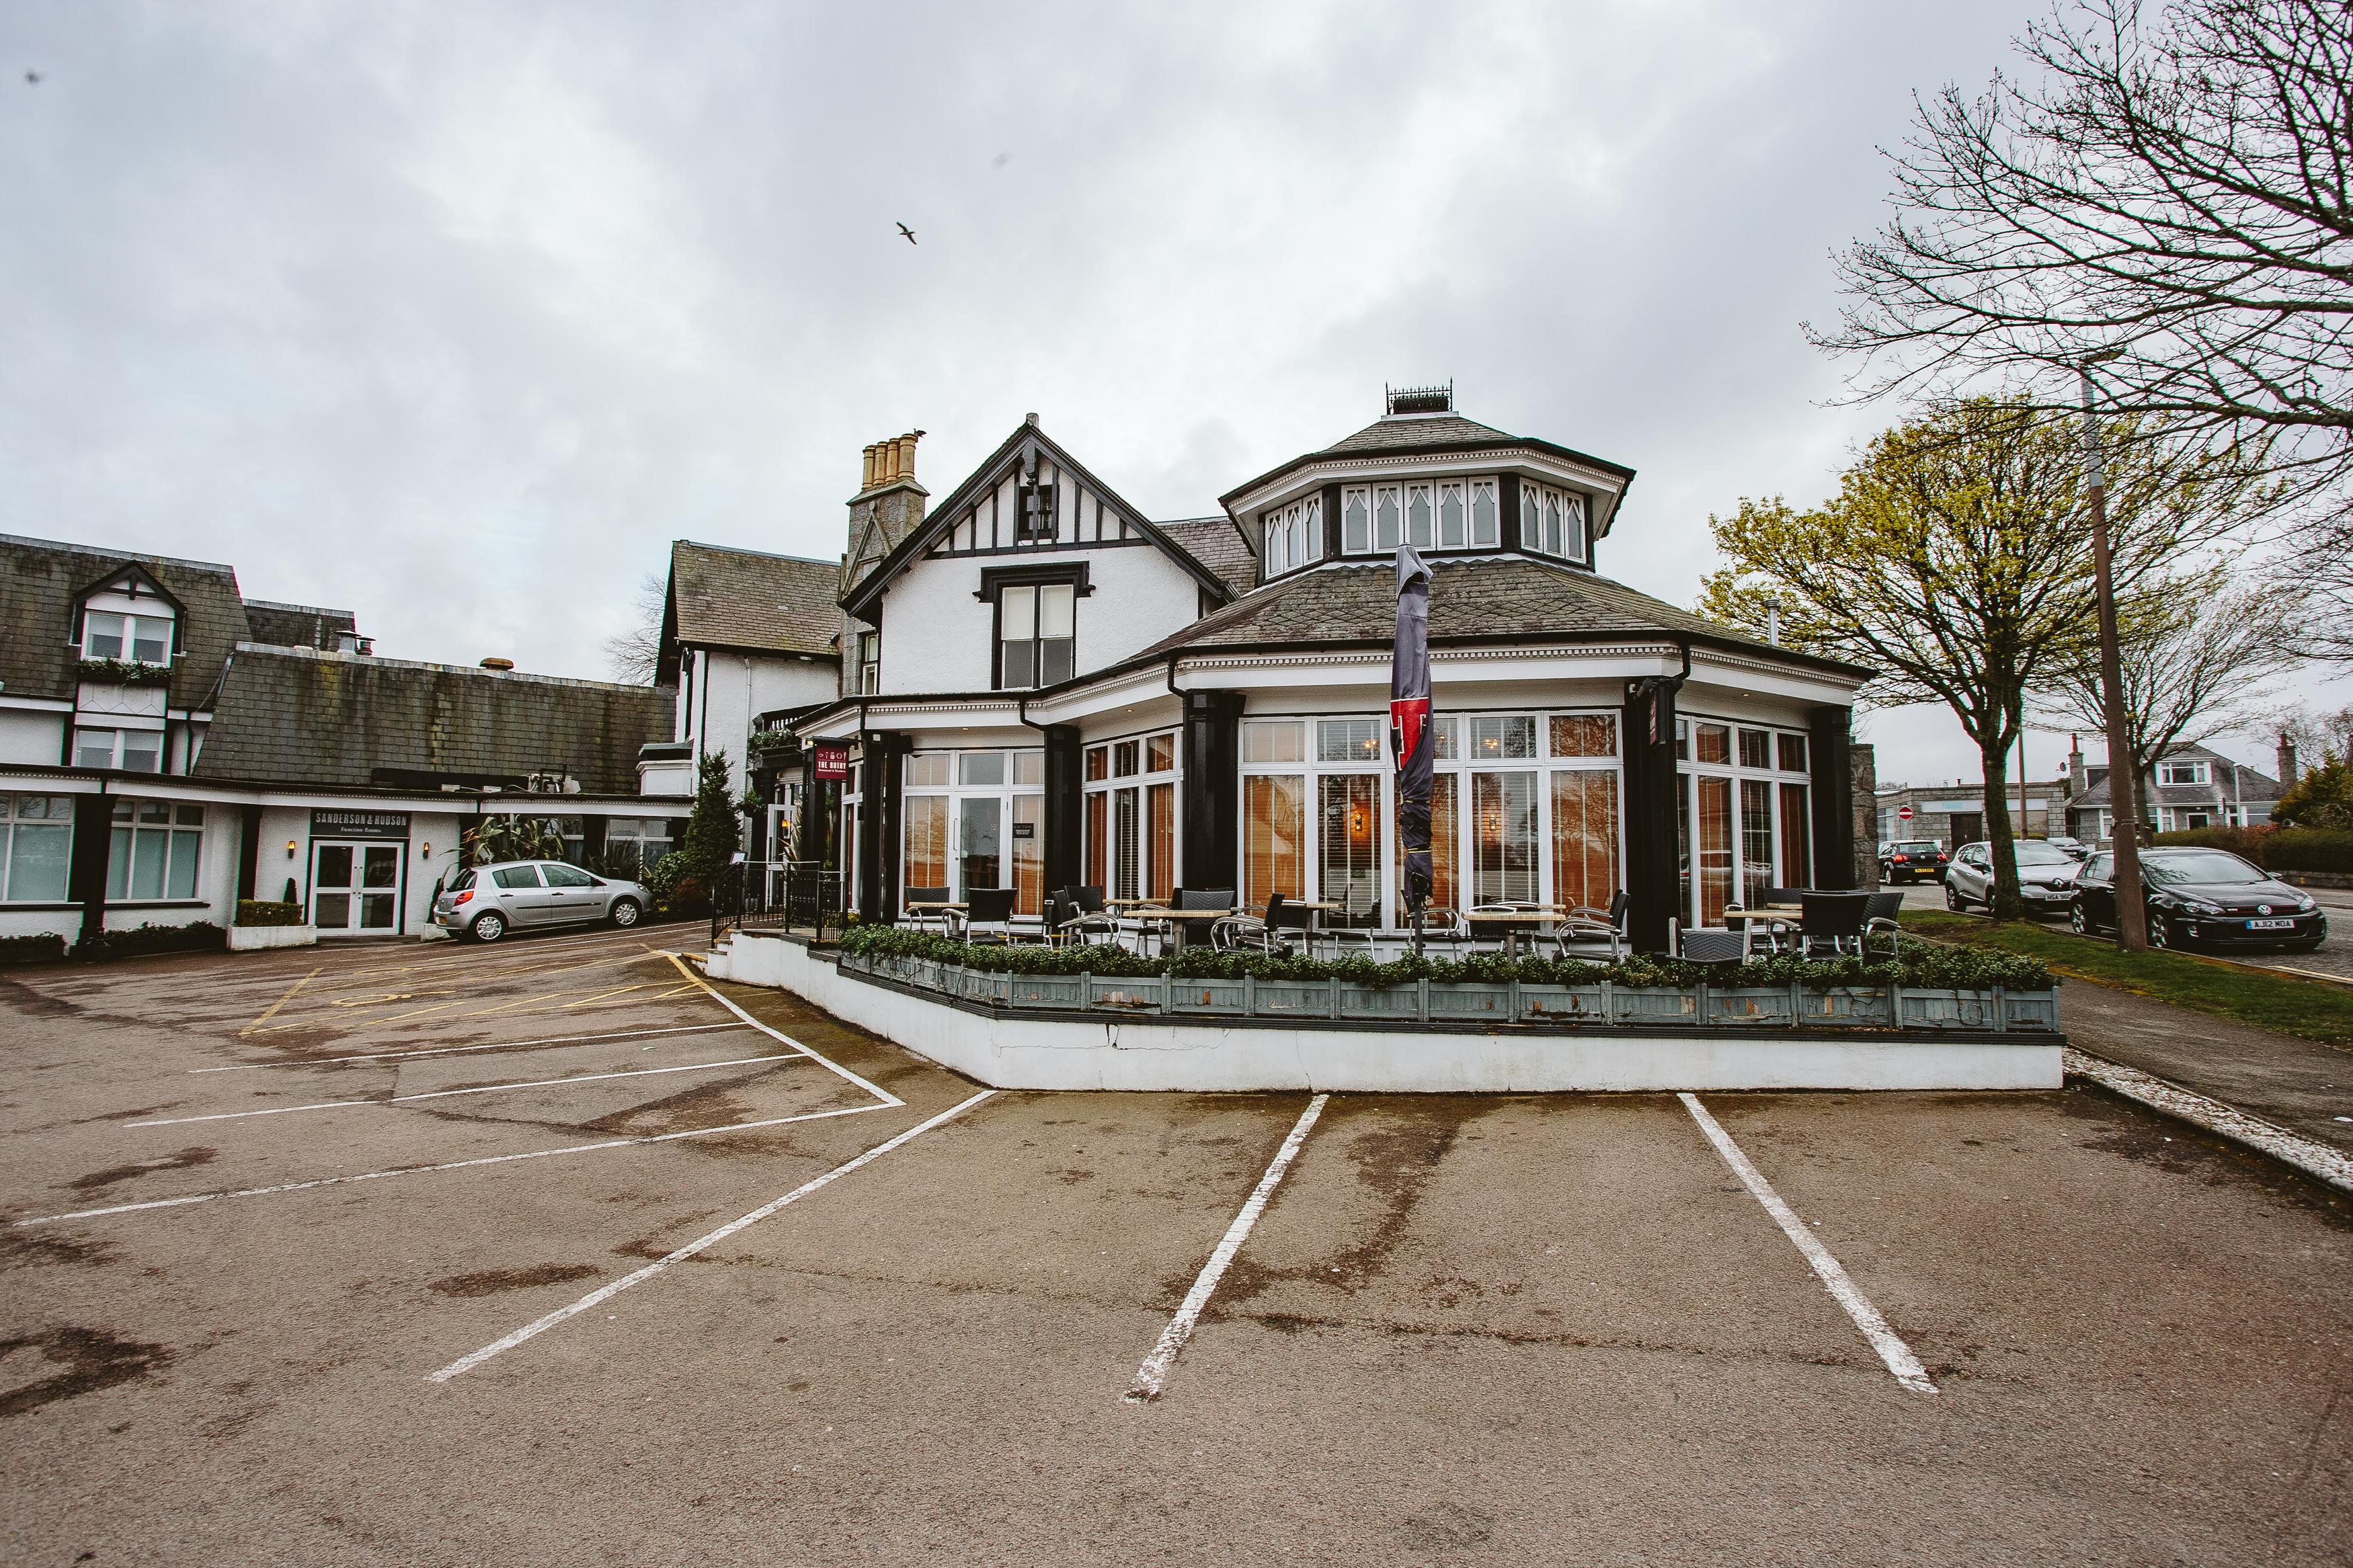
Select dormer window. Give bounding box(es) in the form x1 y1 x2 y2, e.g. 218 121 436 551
85 610 171 665
1337 479 1501 556
2159 759 2210 786
1263 496 1324 576
1520 483 1589 563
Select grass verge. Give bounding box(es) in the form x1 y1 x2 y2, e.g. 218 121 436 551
1900 909 2353 1047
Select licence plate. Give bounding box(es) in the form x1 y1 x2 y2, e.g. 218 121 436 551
2247 917 2295 930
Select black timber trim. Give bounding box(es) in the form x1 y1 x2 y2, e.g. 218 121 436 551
973 561 1092 600
71 562 192 660
1622 672 1683 955
842 421 1235 622
1809 707 1859 889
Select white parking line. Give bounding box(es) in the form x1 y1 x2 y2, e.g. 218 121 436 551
1127 1093 1328 1403
1679 1094 1938 1395
425 1089 996 1383
190 1022 750 1073
657 953 903 1109
13 1104 891 1227
127 1054 801 1127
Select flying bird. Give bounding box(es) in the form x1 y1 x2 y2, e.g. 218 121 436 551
896 222 916 245
24 70 40 85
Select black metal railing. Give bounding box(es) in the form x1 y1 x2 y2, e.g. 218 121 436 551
713 861 845 944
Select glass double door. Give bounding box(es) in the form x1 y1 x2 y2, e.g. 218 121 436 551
313 840 402 934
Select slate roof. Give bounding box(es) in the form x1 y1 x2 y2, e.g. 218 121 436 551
0 533 253 710
668 540 841 657
2067 745 2280 809
242 598 358 651
192 646 669 793
1318 413 1519 454
1158 517 1257 597
1131 556 1862 672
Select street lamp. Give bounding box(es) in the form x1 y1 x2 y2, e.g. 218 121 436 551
2078 353 2149 952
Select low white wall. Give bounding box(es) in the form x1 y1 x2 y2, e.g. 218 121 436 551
708 934 2063 1094
229 924 317 951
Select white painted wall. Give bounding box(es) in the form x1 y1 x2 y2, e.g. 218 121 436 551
706 934 2063 1093
679 649 838 776
877 543 1206 695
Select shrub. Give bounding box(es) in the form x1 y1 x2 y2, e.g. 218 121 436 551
832 923 2052 993
2257 827 2353 874
2274 756 2353 830
2150 825 2272 859
0 932 66 966
75 921 227 960
680 753 740 880
235 899 305 927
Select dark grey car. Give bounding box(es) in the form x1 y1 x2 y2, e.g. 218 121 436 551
432 860 651 943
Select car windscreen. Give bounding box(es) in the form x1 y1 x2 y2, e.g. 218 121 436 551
2144 851 2264 886
2013 843 2073 866
448 868 475 891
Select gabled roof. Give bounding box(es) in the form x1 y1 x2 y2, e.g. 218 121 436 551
1131 555 1868 675
840 420 1238 621
661 540 842 677
1158 517 1257 597
2066 744 2282 808
192 646 668 793
0 532 253 710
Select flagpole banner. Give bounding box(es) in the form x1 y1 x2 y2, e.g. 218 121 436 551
1390 546 1433 917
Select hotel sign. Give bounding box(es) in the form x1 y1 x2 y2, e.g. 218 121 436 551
311 809 411 840
813 744 849 781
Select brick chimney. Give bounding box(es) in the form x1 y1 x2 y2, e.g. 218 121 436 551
839 430 930 698
2067 735 2087 798
2278 733 2299 787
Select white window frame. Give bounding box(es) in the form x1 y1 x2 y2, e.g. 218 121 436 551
1337 477 1505 559
1082 730 1181 901
2158 759 2209 786
75 726 165 774
902 748 1047 911
2 793 75 903
82 609 174 665
996 582 1076 691
1674 714 1814 930
107 797 204 901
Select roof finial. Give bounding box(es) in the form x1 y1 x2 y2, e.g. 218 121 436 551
1385 381 1452 416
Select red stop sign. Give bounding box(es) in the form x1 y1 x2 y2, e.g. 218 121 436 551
1898 804 1915 821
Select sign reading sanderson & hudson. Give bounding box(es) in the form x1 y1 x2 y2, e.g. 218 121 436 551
311 809 412 841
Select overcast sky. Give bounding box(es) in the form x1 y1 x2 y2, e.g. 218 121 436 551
5 0 2342 786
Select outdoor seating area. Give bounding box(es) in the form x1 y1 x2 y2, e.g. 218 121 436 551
889 884 1906 965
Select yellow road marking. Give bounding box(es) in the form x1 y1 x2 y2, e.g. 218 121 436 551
239 966 320 1036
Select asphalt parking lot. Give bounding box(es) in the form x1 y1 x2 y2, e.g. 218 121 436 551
5 925 2352 1565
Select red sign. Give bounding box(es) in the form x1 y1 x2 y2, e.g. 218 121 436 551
1897 804 1915 821
813 743 848 781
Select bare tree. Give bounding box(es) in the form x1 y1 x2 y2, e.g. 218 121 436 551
603 571 667 686
2034 573 2303 792
1812 0 2352 504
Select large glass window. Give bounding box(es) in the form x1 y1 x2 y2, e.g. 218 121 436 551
1340 479 1501 556
1550 770 1618 913
1319 775 1382 926
1741 778 1775 906
2 794 73 902
1244 774 1304 909
903 795 949 891
1779 782 1812 887
107 800 201 901
75 728 163 773
903 748 1044 913
1263 497 1324 576
1470 771 1539 905
959 797 1001 897
1676 714 1812 927
1084 729 1179 901
1519 483 1589 562
1694 776 1734 925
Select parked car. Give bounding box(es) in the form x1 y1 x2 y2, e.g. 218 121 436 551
2068 846 2326 952
1879 839 1950 884
2043 835 2090 861
432 860 651 943
1945 839 2079 915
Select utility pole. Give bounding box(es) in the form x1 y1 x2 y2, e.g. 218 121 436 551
2080 357 2147 950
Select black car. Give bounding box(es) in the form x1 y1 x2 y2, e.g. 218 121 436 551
1879 839 1950 884
2068 847 2327 952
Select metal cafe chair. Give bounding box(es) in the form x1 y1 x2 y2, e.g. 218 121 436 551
901 885 953 935
1797 891 1871 958
1553 891 1629 960
1049 887 1121 949
1674 923 1750 966
1265 892 1319 956
1862 890 1905 959
957 886 1019 945
1721 886 1803 956
1322 893 1379 957
1411 905 1467 957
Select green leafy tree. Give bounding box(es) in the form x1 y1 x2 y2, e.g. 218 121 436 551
2274 756 2353 830
680 751 740 880
1701 400 2254 918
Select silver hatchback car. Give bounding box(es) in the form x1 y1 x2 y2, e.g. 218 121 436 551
432 860 652 943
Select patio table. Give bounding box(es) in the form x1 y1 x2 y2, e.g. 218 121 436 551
1464 908 1566 960
1119 906 1237 955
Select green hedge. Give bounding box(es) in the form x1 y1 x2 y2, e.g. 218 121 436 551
75 921 227 960
2149 824 2353 874
0 932 66 966
833 923 2052 993
235 899 306 927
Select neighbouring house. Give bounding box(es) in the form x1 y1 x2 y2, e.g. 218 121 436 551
1874 780 2070 850
760 386 1874 952
2060 739 2286 843
0 533 673 946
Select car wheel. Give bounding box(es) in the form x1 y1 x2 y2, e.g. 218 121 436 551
610 898 641 929
1946 882 1967 911
2069 903 2091 936
2148 915 2171 950
469 911 507 944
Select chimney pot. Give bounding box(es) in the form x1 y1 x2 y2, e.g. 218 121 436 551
480 657 514 671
